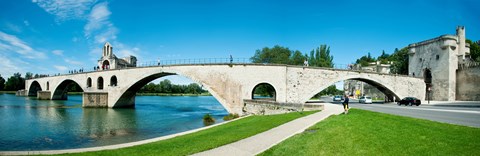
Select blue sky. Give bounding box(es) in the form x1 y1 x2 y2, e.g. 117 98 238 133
1 0 479 85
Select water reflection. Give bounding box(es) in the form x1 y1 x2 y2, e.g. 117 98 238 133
81 108 137 140
0 94 228 151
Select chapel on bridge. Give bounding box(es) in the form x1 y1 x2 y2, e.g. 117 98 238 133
98 42 137 70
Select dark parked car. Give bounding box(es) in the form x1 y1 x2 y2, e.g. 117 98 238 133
397 97 421 106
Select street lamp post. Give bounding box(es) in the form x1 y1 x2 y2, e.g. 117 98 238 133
428 87 431 104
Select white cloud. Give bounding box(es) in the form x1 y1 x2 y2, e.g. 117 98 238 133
84 2 114 40
0 31 47 59
0 54 26 78
114 43 140 57
32 0 97 22
54 65 68 71
23 20 30 26
93 26 117 43
65 58 83 65
72 37 78 42
5 22 21 33
52 49 63 55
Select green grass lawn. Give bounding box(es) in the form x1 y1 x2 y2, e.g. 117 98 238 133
56 111 316 156
260 109 480 156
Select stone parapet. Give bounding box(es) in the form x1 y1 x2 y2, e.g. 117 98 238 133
243 99 323 115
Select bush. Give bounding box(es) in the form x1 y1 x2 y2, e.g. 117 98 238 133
203 113 215 126
223 113 240 121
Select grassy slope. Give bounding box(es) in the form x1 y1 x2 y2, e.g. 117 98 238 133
58 111 316 156
261 109 480 156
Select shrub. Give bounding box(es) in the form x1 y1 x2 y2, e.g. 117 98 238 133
223 113 240 121
203 113 216 126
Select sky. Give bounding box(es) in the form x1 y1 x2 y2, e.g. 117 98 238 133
0 0 479 86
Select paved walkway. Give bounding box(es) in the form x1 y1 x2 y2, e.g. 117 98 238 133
193 103 344 156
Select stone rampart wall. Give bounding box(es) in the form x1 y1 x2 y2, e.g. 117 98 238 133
456 67 480 101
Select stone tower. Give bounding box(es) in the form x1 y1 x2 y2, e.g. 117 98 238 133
407 26 470 101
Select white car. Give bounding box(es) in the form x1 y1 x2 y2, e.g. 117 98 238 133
359 96 373 104
333 95 342 101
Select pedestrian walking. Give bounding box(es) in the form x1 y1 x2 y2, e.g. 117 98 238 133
343 95 349 114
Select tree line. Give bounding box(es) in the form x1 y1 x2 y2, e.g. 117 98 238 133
354 47 409 75
0 73 25 91
250 44 341 96
250 44 334 68
139 79 206 94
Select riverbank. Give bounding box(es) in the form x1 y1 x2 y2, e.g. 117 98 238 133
0 91 16 94
28 111 314 155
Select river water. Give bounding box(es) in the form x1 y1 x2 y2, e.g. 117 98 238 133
0 93 228 151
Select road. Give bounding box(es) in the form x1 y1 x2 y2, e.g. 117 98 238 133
318 96 480 128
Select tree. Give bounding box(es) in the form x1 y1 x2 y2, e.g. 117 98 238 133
159 79 172 93
319 85 342 96
67 83 83 92
378 50 390 64
4 73 25 91
251 45 292 64
309 45 334 68
25 72 33 80
356 52 376 67
290 50 307 66
0 75 5 91
466 39 480 62
389 47 409 75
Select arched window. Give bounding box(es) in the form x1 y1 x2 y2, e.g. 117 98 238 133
252 83 276 101
97 77 104 90
110 75 117 86
46 81 49 90
87 77 92 88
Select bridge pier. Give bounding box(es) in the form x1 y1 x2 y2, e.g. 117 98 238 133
83 92 109 107
37 91 51 100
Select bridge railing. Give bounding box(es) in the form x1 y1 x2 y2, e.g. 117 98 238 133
27 58 411 79
136 58 251 67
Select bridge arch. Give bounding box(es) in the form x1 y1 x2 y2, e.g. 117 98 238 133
28 81 42 96
251 82 276 101
52 79 84 100
301 75 401 104
112 72 230 113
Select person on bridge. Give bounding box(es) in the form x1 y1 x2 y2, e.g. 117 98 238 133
343 95 349 114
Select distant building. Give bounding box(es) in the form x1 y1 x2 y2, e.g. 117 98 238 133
98 42 137 70
407 26 471 101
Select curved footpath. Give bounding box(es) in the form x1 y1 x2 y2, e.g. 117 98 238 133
0 104 343 156
193 103 344 156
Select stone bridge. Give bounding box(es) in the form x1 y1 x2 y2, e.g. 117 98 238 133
24 64 426 114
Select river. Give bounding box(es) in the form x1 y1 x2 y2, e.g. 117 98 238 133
0 93 228 151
